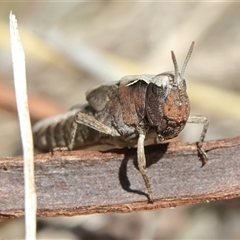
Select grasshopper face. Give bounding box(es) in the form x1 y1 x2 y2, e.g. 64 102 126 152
145 41 194 142
146 71 190 140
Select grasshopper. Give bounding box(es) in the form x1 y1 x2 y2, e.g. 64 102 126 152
33 42 209 202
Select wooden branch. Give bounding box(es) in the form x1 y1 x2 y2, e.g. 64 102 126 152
1 136 240 219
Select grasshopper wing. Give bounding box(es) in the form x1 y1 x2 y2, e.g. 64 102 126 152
86 82 118 112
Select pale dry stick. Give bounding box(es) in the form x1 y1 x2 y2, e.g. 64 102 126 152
9 13 36 240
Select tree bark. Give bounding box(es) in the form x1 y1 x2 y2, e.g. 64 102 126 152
1 136 240 218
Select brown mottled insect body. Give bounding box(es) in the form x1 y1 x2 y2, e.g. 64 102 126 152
33 42 209 202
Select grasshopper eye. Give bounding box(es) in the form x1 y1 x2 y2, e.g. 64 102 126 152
151 74 171 98
152 76 169 96
152 84 167 97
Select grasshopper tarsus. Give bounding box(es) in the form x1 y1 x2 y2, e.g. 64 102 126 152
198 146 208 167
187 115 209 167
50 147 69 157
142 172 153 203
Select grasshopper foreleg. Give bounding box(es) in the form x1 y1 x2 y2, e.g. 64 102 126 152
137 125 153 203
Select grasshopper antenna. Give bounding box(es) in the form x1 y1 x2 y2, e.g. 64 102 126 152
181 41 195 79
171 50 179 85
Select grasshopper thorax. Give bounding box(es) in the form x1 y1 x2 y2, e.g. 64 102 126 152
145 42 194 140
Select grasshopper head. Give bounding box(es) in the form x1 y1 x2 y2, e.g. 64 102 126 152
145 42 194 140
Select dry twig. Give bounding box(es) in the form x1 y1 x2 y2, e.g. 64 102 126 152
9 12 36 239
0 136 240 219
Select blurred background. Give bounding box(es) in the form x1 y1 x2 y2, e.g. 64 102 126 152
0 1 240 239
